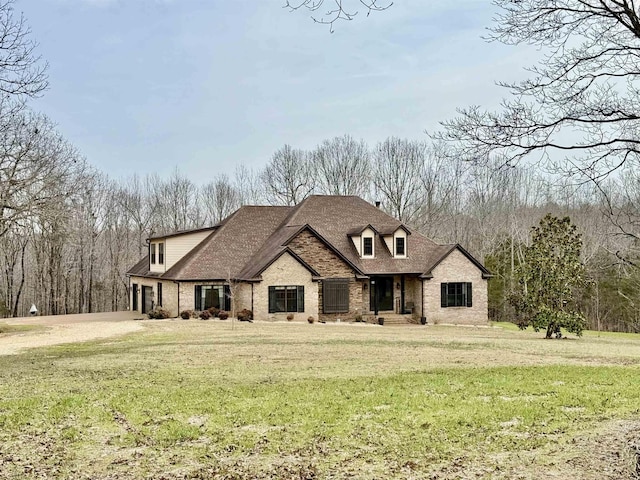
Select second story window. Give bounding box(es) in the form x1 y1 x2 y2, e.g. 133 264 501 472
158 242 164 264
363 237 373 257
150 243 156 264
396 237 405 256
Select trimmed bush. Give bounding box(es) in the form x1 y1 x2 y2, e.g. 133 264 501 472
218 310 229 320
237 309 253 322
148 308 171 320
287 313 294 321
180 310 193 320
207 307 220 318
199 310 211 320
307 316 315 324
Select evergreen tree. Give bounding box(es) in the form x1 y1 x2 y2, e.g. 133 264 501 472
511 215 589 338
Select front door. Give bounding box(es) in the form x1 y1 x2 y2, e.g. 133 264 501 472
371 276 394 313
142 286 153 314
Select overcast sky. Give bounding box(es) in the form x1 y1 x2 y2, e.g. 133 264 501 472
19 1 529 184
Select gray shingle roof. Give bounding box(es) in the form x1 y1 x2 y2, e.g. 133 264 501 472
127 195 489 281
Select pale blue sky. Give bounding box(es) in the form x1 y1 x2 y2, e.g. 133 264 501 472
20 1 526 183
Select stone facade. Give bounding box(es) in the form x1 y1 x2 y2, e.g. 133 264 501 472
253 252 319 322
288 230 363 322
422 249 488 325
288 230 355 277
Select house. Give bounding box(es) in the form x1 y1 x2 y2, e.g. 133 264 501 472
126 195 490 324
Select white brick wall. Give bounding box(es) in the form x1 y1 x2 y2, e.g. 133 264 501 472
423 249 488 325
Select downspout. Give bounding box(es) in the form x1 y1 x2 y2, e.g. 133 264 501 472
251 283 254 313
128 276 131 311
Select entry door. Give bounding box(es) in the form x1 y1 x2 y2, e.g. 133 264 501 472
142 286 153 314
132 283 138 311
371 276 394 312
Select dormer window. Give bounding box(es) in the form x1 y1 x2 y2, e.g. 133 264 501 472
150 243 156 264
363 237 374 257
158 242 164 264
396 237 405 256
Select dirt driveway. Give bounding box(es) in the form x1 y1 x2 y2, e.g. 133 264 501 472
0 311 146 356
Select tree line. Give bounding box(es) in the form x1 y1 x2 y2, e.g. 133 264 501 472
1 0 640 334
3 129 640 333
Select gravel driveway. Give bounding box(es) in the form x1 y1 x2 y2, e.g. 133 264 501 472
0 311 146 356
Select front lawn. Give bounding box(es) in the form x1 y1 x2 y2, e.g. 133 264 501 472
0 321 638 479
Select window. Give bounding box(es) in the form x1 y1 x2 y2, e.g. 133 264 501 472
195 285 230 311
441 282 472 308
158 242 164 264
150 243 156 264
323 278 349 313
395 237 405 256
268 286 304 313
157 282 163 307
363 237 373 256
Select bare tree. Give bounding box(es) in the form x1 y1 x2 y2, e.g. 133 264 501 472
201 174 240 224
234 164 265 206
312 134 371 197
284 0 392 31
262 144 315 206
0 0 48 98
372 137 426 226
438 0 640 183
0 109 83 239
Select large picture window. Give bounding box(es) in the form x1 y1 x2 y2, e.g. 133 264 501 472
268 286 304 313
195 285 230 311
323 278 349 313
441 282 472 308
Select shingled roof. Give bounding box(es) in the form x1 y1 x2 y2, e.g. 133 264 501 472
127 195 489 281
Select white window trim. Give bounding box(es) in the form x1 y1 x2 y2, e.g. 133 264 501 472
362 236 375 258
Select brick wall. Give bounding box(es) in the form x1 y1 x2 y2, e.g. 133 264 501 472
129 277 178 317
423 249 488 325
254 252 319 322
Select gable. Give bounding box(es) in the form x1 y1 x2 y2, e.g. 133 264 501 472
287 229 357 278
430 248 488 281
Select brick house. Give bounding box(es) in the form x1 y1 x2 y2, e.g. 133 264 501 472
127 195 490 324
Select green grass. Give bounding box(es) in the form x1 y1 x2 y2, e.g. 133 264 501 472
0 321 639 479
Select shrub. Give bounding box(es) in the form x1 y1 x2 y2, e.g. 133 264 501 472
307 316 315 324
237 309 253 322
287 313 294 321
207 307 220 318
148 308 171 319
218 310 229 320
199 310 211 320
180 310 193 320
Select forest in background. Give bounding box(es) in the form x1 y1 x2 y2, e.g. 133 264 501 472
2 132 639 333
1 0 640 332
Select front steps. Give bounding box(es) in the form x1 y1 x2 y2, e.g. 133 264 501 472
369 313 416 325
